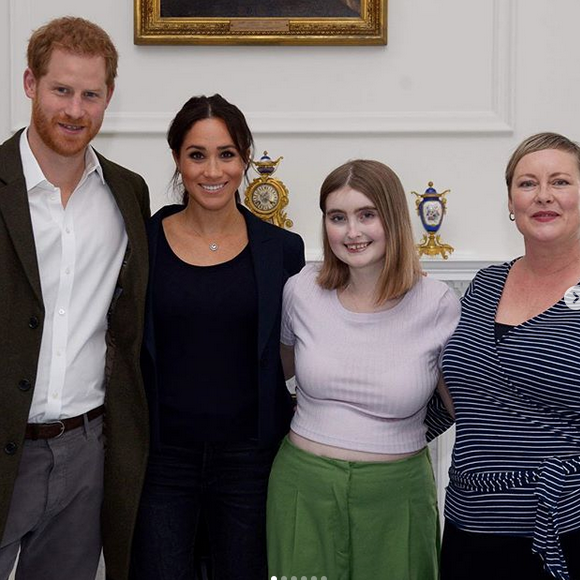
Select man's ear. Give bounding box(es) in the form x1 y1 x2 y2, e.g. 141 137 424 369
23 68 37 99
105 85 115 108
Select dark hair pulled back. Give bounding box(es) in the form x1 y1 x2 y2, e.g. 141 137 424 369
167 94 254 204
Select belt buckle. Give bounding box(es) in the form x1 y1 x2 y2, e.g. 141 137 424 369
49 420 66 439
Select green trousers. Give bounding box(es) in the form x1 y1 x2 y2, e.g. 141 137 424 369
267 437 440 580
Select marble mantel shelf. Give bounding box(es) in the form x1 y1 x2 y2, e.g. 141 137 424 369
305 251 508 282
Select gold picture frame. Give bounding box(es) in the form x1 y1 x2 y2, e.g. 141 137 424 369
134 0 387 45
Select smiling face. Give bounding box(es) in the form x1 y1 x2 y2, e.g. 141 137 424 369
509 148 580 248
174 117 245 213
324 186 386 276
24 48 112 159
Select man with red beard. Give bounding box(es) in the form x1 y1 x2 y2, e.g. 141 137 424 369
0 17 150 580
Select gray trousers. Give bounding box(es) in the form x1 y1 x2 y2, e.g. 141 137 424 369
0 415 104 580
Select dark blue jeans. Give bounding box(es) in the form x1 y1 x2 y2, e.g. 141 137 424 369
131 441 279 580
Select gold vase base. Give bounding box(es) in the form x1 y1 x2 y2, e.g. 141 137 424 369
417 233 454 260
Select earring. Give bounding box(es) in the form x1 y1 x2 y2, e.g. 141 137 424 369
509 212 515 221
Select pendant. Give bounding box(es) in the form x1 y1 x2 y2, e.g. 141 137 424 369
209 242 219 252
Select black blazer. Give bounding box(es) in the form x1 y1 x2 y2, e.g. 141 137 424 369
142 204 305 448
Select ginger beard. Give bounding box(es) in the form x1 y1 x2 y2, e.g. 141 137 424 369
31 96 99 158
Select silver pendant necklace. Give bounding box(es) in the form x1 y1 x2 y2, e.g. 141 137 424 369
187 224 219 251
182 215 224 252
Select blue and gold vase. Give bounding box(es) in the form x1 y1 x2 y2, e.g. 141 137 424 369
411 181 454 259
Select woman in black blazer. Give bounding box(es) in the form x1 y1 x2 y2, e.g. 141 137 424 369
132 94 305 580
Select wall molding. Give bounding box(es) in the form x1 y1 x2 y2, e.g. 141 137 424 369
10 0 515 135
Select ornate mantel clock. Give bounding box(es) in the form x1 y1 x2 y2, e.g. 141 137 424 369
411 181 454 259
244 152 293 229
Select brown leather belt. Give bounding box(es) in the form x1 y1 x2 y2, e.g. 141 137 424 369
25 405 105 440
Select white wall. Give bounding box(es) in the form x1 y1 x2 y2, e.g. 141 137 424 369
6 0 580 265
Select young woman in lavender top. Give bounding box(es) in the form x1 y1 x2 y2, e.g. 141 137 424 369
267 159 460 580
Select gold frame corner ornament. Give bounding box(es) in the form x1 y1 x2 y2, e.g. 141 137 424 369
134 0 387 45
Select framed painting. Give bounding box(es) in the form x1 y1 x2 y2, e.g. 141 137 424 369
134 0 387 45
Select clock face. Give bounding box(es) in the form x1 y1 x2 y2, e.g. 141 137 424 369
252 183 279 211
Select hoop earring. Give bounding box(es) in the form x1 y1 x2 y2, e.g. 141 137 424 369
509 212 515 221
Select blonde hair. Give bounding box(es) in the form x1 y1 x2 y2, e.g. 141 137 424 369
27 16 118 89
505 132 580 196
317 159 422 303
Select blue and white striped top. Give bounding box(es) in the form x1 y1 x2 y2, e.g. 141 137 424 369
441 261 580 580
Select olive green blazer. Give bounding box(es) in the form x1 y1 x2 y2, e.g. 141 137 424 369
0 129 150 580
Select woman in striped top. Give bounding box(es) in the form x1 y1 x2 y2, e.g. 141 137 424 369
440 133 580 580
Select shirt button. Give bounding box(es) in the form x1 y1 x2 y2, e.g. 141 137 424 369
28 316 39 329
58 309 65 316
18 379 32 391
65 228 71 234
65 268 71 275
52 393 58 399
4 442 17 455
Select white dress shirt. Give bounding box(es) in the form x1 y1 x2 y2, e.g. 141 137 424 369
20 130 128 422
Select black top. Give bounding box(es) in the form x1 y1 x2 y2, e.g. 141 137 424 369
494 321 515 342
142 204 306 448
153 227 259 445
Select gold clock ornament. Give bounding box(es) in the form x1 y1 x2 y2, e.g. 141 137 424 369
244 152 293 229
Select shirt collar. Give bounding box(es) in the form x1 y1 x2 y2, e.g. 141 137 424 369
84 146 106 185
19 128 106 193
